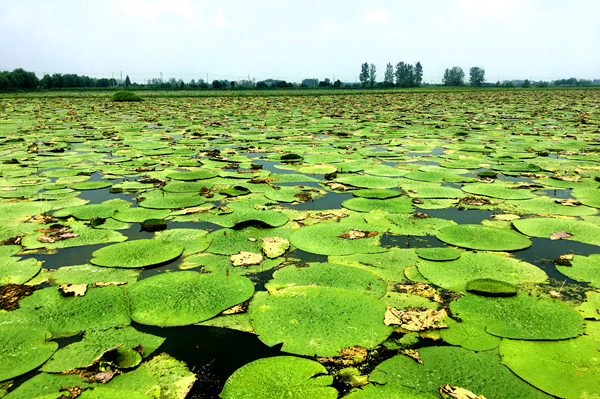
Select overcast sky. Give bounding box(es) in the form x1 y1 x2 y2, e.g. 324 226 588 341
1 0 599 84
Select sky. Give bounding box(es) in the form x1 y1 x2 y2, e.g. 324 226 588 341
1 0 599 84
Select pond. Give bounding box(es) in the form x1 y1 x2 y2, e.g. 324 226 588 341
0 89 599 398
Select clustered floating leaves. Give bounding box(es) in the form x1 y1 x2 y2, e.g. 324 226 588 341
0 88 599 398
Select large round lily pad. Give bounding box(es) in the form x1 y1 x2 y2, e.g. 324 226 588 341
167 170 217 180
153 229 212 256
90 239 184 268
450 292 584 340
264 262 386 298
138 194 205 209
289 222 386 256
556 254 600 288
252 286 392 356
416 251 546 292
0 326 58 382
500 337 600 399
1 257 41 285
462 183 535 200
342 197 414 213
111 207 170 223
370 346 550 399
435 224 531 251
127 271 254 326
512 217 600 246
440 320 501 351
220 356 337 399
415 247 460 261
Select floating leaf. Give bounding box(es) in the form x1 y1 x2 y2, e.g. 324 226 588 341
0 327 58 382
90 239 184 268
252 286 392 356
220 356 337 399
127 271 254 326
513 217 600 246
289 222 385 256
435 224 531 251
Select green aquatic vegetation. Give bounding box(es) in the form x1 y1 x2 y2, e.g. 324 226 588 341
440 319 501 351
0 256 41 285
252 286 392 356
461 182 535 200
330 247 418 282
466 278 517 297
436 224 532 251
0 326 58 382
289 222 386 256
500 337 600 399
555 254 600 288
110 207 170 223
127 271 254 326
370 346 551 399
513 217 600 246
153 228 212 256
90 239 184 268
341 196 414 213
220 356 337 399
450 292 584 340
265 262 386 298
48 264 140 285
415 247 460 261
416 252 546 292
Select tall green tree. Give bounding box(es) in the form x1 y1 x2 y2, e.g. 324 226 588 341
125 75 131 87
414 62 423 87
359 62 369 87
395 62 415 88
369 64 377 87
469 67 485 87
383 63 394 87
442 67 465 86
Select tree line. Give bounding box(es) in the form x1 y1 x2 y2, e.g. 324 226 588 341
359 62 424 88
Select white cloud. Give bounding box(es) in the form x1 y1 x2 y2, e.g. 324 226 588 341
363 9 390 23
113 0 207 22
215 8 228 28
457 0 519 18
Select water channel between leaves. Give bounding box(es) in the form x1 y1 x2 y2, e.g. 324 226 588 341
1 90 599 399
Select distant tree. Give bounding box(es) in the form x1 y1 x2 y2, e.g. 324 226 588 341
256 81 268 89
318 79 331 87
333 79 342 88
125 75 131 87
383 63 394 87
469 67 485 87
414 62 423 87
502 81 515 88
535 81 549 88
212 80 223 89
442 67 465 86
301 78 319 86
179 80 185 89
359 62 369 87
521 79 531 88
369 64 377 87
230 81 236 88
395 62 415 88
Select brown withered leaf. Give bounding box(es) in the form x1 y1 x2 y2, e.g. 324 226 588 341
555 198 581 207
409 212 429 220
384 306 448 331
397 283 437 298
38 235 55 243
0 235 22 245
553 254 573 267
325 182 347 191
59 386 94 398
230 251 263 267
59 284 88 297
27 213 53 223
222 300 249 315
439 384 487 399
178 206 213 215
550 231 573 240
552 174 581 182
460 196 491 206
317 346 368 366
337 229 378 239
261 236 290 258
0 284 35 311
92 282 127 288
87 370 118 384
400 349 423 365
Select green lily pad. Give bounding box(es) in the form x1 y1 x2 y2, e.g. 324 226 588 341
40 326 164 373
70 181 112 190
134 352 196 399
329 248 419 282
336 175 399 189
500 337 600 399
167 170 217 180
207 227 291 255
342 196 414 213
556 254 600 288
111 207 171 223
344 381 438 399
435 224 531 251
52 198 132 219
0 327 58 382
21 221 128 250
415 247 460 261
154 229 212 256
138 194 205 209
163 181 214 193
450 292 584 339
352 188 403 199
372 211 458 236
416 252 545 292
298 164 337 174
466 278 517 297
2 285 131 337
1 373 93 399
90 239 184 268
252 286 392 356
265 262 386 298
370 346 550 399
49 264 140 286
571 187 600 209
0 257 41 285
220 356 336 399
219 185 251 197
127 271 254 326
462 183 535 200
202 208 289 228
440 319 501 351
512 217 600 246
289 222 385 256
